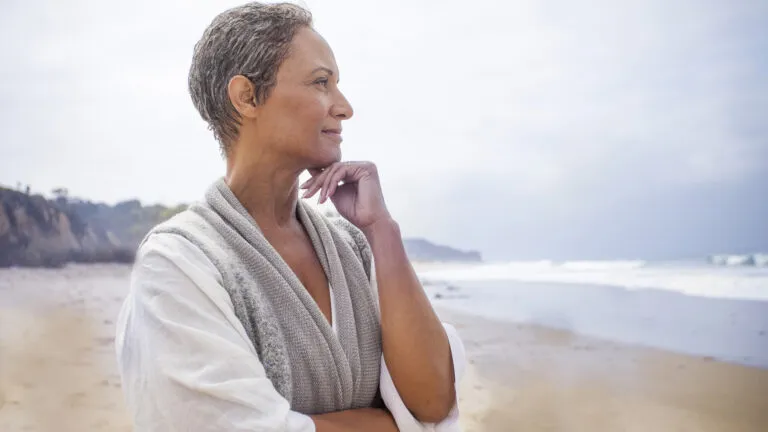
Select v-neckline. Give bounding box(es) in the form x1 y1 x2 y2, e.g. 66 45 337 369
294 203 337 334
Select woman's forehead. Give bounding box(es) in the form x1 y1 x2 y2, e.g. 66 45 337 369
284 28 338 74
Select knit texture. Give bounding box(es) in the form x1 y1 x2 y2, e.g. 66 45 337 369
142 178 382 414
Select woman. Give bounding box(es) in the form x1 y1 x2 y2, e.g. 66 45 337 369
115 3 465 431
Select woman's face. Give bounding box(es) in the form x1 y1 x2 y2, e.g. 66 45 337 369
248 27 354 170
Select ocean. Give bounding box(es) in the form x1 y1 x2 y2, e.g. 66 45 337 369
416 256 768 369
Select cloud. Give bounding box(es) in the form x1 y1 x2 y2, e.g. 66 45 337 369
1 0 766 258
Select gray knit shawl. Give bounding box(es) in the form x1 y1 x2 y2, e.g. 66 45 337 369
145 179 382 414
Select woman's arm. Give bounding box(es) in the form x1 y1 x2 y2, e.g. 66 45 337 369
304 161 457 423
312 408 398 432
362 218 456 423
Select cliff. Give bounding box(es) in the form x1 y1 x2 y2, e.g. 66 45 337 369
0 187 184 268
0 188 119 267
403 237 482 262
0 187 480 268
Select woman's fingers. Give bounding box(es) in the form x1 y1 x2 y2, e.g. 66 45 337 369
324 164 351 202
302 164 339 199
320 163 346 203
301 162 365 202
302 168 328 198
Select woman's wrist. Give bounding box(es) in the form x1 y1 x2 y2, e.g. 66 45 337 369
360 217 399 242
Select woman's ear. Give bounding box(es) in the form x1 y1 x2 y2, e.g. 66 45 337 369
227 75 259 119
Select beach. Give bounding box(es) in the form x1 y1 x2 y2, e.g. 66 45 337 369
0 265 131 431
445 308 768 431
1 263 767 431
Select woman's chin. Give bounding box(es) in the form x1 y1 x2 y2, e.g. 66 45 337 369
302 142 342 169
316 148 342 167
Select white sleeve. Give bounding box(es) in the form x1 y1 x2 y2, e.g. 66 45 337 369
115 233 315 432
369 259 467 432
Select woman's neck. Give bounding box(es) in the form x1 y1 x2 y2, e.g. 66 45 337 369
225 151 303 230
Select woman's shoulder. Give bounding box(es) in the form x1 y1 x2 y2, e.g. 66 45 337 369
137 205 229 265
141 205 213 244
129 228 229 319
133 204 226 277
134 227 221 282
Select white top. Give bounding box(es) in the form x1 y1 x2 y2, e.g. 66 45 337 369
115 232 465 432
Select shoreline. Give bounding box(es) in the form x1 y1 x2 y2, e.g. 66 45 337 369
421 277 768 369
438 307 768 431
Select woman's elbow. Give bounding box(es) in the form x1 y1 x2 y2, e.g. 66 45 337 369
411 385 456 423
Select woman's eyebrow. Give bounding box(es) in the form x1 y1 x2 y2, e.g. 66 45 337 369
310 67 334 76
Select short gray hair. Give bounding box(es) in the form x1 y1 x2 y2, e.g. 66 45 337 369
188 2 313 153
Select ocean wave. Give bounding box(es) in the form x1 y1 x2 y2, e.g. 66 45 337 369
709 253 768 267
417 258 768 302
493 260 648 271
559 260 646 270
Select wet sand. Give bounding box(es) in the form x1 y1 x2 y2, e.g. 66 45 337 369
442 308 768 431
1 264 767 431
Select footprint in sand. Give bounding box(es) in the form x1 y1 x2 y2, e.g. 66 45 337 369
65 391 88 408
95 337 114 346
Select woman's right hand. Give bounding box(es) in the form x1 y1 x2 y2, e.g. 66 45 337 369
311 408 398 432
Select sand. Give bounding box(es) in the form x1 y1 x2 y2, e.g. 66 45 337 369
1 264 767 431
0 265 132 431
442 308 768 432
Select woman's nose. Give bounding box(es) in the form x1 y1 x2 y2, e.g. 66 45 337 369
331 90 354 120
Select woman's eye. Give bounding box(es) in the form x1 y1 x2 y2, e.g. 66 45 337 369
315 78 329 88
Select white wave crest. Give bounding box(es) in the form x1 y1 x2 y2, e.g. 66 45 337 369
560 260 646 270
709 253 768 267
417 258 768 302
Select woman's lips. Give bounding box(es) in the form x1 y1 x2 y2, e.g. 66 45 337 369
322 130 342 143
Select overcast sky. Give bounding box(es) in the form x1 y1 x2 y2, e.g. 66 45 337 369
1 0 766 260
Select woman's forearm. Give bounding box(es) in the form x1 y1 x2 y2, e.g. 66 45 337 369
362 217 456 423
312 408 397 431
